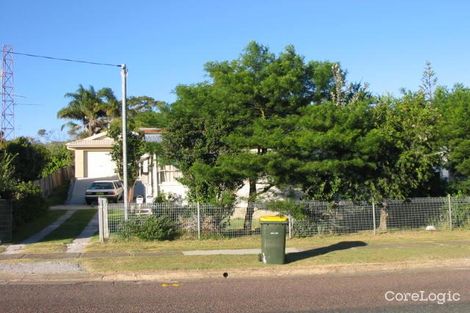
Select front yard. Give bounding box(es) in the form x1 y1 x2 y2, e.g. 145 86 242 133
21 209 97 254
79 230 470 273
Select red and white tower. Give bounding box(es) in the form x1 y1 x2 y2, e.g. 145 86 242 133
1 45 14 140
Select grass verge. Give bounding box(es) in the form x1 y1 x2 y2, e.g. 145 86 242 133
86 229 470 253
11 210 67 243
23 209 97 254
80 230 470 273
80 239 470 273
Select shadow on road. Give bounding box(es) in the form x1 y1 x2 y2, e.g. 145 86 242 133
286 241 367 263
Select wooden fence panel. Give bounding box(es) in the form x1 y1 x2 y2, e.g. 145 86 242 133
34 166 75 197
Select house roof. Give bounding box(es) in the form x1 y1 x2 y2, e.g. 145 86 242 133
141 128 163 143
66 132 114 150
66 128 163 150
140 128 163 134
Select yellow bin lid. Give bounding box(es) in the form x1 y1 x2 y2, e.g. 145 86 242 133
259 215 288 223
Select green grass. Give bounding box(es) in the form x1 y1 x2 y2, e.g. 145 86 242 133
86 229 470 253
81 238 470 273
86 235 263 253
46 181 71 206
43 209 96 241
12 210 67 243
81 230 470 273
23 209 97 253
81 254 263 272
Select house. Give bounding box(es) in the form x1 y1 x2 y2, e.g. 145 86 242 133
135 128 188 203
66 129 187 204
66 132 117 179
66 128 286 210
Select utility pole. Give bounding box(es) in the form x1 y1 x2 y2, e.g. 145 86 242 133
121 64 129 220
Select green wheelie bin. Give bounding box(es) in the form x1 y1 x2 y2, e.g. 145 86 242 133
259 215 288 264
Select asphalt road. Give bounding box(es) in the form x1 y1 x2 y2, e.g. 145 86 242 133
0 268 469 313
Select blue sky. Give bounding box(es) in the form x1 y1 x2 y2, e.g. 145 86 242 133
2 0 470 139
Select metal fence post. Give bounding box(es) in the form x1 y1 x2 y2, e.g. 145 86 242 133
103 198 109 240
372 200 376 235
288 214 292 239
98 197 104 243
197 202 201 240
448 194 453 231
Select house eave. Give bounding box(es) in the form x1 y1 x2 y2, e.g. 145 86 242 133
66 141 115 150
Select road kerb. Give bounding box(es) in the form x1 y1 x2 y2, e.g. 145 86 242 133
1 257 469 283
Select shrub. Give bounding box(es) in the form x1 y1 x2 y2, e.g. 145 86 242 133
117 217 144 240
118 215 179 241
6 137 49 182
138 215 179 241
12 181 48 228
453 203 470 228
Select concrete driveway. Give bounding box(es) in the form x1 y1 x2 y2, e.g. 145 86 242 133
67 176 118 205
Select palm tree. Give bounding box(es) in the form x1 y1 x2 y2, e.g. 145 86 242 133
57 85 119 137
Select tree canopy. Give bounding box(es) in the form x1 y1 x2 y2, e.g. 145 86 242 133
54 43 470 215
163 41 370 229
57 85 119 138
435 84 470 193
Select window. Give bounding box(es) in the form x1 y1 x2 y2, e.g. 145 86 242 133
89 182 114 190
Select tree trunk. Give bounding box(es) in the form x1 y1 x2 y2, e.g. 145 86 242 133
243 179 257 232
127 181 136 204
378 202 389 232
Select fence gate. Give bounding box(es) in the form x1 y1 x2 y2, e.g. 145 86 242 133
0 199 12 243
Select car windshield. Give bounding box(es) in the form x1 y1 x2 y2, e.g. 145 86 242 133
89 182 114 190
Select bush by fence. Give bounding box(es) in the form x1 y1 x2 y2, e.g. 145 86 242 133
12 181 48 229
102 196 470 239
118 215 180 241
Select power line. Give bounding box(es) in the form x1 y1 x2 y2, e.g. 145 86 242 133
11 51 121 68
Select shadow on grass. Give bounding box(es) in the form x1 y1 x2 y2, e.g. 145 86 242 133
286 241 367 263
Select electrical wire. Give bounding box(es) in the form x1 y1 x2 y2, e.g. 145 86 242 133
11 51 121 68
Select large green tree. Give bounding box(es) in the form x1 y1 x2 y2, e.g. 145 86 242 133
274 101 376 201
164 42 340 230
127 96 170 128
364 93 442 201
163 83 240 203
435 84 470 193
277 92 441 231
108 119 144 201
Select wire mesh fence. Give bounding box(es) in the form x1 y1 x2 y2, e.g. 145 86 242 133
102 196 470 239
107 202 248 239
